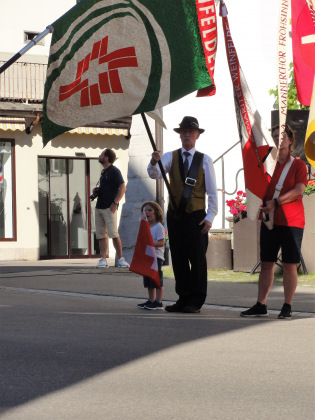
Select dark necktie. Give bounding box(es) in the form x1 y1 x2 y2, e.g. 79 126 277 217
183 151 190 176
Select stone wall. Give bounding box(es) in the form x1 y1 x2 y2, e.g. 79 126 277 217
233 217 261 272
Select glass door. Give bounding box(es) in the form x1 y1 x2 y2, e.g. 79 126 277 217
69 159 88 255
38 157 102 258
49 159 68 256
38 158 49 255
0 141 15 239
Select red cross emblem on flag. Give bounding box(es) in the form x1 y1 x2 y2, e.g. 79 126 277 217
59 36 138 107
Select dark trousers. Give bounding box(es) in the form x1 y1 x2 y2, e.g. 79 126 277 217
167 209 208 308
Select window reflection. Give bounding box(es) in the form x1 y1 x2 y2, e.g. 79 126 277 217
0 141 15 239
50 159 68 255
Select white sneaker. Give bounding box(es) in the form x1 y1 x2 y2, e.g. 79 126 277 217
96 258 109 268
117 257 130 268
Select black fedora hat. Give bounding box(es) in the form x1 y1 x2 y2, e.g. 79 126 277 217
173 116 205 134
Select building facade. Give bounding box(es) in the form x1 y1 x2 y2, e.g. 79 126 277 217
0 0 159 261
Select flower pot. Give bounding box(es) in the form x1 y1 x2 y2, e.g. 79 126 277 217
206 239 232 270
225 216 234 229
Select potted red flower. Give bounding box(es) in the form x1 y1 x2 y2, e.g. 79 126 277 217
226 190 247 223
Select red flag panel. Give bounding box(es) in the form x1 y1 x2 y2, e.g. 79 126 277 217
129 219 160 287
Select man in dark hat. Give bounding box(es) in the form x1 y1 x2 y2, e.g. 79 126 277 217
148 116 218 313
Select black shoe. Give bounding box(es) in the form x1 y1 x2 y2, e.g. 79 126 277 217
240 302 268 317
154 301 164 310
182 305 200 313
137 300 151 309
278 303 292 319
165 302 184 312
144 301 157 310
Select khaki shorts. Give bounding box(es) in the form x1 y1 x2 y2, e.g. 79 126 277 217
95 208 119 239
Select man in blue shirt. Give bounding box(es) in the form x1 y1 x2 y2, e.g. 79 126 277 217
94 148 129 268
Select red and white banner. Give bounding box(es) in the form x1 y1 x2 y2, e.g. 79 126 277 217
220 2 277 220
291 0 315 106
129 213 160 287
277 0 290 149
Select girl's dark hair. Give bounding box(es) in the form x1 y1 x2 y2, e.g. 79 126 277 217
141 201 164 223
104 149 117 163
271 124 295 153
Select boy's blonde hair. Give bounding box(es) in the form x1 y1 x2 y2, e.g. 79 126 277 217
141 201 164 223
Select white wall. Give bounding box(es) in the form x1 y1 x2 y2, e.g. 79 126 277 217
0 0 76 56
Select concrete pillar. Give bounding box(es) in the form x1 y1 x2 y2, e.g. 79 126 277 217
119 114 158 263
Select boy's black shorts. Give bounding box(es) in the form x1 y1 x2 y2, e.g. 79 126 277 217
260 223 304 264
143 258 164 288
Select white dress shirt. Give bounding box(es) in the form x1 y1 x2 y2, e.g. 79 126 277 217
147 147 218 223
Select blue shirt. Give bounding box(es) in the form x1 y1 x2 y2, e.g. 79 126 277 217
96 165 124 209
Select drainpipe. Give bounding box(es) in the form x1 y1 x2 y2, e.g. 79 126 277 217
26 113 41 134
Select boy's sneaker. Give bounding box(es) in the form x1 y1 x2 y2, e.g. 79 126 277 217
96 258 109 268
137 300 151 309
144 301 157 310
117 257 130 268
278 303 292 319
240 302 268 317
155 301 163 310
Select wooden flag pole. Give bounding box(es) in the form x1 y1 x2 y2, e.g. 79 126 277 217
141 112 178 211
0 26 53 74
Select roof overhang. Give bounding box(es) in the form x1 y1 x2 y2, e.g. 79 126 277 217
0 114 131 137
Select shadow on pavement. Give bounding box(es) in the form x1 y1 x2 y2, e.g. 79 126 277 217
0 266 314 415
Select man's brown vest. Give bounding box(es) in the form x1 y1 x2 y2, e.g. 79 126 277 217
169 149 206 213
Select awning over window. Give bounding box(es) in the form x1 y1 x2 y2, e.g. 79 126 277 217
0 117 25 131
0 117 128 136
67 126 128 136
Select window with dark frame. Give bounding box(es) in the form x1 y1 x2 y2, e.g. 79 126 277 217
24 31 45 46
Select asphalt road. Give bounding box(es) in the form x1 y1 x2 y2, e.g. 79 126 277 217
0 260 314 420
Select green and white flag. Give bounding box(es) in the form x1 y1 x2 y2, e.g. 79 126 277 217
42 0 217 144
